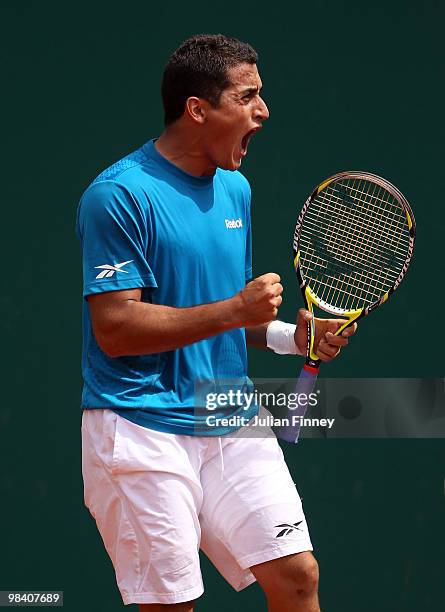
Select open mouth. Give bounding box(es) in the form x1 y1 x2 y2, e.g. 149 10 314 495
240 127 260 156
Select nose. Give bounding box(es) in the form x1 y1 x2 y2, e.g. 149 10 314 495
254 95 270 121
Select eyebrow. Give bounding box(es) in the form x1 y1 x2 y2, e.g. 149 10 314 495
239 86 262 96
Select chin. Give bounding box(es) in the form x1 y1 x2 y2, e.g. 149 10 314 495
227 158 242 171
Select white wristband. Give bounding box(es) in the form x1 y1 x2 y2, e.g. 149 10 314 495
266 320 302 355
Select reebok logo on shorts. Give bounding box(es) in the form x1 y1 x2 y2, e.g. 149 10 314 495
225 218 243 229
275 521 303 537
94 260 133 279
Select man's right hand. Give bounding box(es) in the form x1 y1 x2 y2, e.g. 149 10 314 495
233 273 283 327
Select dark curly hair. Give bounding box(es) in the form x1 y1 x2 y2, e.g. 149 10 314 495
161 34 258 125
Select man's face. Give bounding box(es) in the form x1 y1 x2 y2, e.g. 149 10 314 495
201 63 269 172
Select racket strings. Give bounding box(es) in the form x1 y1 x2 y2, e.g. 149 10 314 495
319 179 407 309
299 178 411 310
300 212 408 266
301 234 402 308
303 186 407 308
319 182 406 267
302 199 406 281
303 195 403 267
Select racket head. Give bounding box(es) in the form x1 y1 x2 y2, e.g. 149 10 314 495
294 171 416 365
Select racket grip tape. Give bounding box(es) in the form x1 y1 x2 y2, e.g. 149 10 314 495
276 366 319 444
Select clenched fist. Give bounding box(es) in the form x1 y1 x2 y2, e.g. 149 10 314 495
233 273 283 327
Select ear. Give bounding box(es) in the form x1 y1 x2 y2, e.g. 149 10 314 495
185 97 207 124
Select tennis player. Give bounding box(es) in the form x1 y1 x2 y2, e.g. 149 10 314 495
77 34 356 612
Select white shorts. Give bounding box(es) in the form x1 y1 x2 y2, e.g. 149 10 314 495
81 409 312 605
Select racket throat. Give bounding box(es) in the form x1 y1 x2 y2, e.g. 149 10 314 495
303 285 320 365
302 285 363 370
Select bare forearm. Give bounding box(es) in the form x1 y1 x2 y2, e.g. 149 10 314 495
98 298 243 357
89 273 283 358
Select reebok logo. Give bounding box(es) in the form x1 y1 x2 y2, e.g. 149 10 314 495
275 522 303 538
225 218 243 229
94 260 133 279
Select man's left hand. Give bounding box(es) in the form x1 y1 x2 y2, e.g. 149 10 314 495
294 308 357 362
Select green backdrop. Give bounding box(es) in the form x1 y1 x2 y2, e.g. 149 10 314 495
1 1 444 610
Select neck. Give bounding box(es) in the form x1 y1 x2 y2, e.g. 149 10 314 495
155 123 216 177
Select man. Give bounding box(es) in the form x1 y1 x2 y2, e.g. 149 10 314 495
77 34 356 611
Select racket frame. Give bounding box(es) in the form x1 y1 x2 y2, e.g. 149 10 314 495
293 171 416 370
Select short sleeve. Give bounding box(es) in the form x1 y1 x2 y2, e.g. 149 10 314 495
76 180 157 298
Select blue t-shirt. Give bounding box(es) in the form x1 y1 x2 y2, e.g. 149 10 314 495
76 139 257 435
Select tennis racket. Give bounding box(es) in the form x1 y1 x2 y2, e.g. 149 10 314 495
278 171 416 443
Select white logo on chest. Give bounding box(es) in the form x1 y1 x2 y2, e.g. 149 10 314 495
225 218 243 229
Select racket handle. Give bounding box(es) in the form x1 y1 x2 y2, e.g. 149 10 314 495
276 365 319 444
